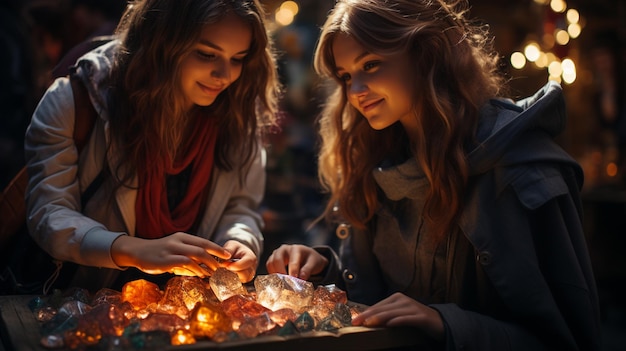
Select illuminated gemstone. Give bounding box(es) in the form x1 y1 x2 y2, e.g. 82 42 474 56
121 279 162 310
189 302 233 339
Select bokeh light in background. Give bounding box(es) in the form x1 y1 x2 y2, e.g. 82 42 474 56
274 1 299 26
509 0 583 84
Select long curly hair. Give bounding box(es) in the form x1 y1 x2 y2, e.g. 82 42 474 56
314 0 506 236
107 0 280 185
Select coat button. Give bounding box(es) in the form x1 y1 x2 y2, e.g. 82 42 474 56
336 223 352 239
342 269 357 283
477 251 492 266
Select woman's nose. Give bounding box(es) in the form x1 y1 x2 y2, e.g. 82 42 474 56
348 79 368 97
211 61 230 82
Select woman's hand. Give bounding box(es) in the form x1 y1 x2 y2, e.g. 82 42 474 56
111 232 232 278
265 244 328 281
351 292 444 341
218 240 258 283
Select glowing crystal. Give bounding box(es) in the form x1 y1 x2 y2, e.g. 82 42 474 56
157 276 217 319
188 302 233 339
310 284 348 321
91 288 122 306
209 267 247 302
121 279 162 310
254 273 313 313
34 273 359 349
221 294 271 322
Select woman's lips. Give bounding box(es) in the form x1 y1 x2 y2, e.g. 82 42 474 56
361 98 383 112
198 82 222 96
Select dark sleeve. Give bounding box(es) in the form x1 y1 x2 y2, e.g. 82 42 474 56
438 175 601 351
432 303 547 351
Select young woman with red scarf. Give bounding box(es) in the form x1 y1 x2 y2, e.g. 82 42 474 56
24 0 280 292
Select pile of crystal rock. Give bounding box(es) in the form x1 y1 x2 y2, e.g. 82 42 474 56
29 268 364 349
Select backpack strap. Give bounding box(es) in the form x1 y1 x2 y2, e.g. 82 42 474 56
69 74 102 209
69 74 97 151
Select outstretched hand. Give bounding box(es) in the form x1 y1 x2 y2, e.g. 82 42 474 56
111 232 251 279
265 244 328 281
351 292 444 341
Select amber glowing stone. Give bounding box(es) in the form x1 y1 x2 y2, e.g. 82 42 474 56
221 294 271 321
171 329 196 345
189 302 233 339
121 279 163 310
157 276 218 319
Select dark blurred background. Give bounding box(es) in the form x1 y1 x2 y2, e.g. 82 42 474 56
1 0 624 349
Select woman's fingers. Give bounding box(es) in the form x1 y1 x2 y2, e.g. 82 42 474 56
264 244 328 280
266 245 291 274
287 249 304 277
350 292 444 340
176 233 232 259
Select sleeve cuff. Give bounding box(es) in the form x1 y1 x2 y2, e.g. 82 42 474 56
81 227 127 269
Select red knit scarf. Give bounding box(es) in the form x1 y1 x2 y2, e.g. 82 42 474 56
135 113 217 239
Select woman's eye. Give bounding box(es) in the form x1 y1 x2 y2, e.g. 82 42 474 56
232 57 246 64
196 50 216 61
338 73 351 82
363 61 380 71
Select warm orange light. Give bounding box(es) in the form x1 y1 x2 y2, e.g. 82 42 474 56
121 279 163 310
34 275 358 349
189 303 233 339
607 162 618 177
171 329 196 345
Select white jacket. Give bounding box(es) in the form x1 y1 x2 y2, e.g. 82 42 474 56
24 40 265 283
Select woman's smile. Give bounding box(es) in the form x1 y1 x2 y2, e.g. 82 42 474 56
197 82 222 97
360 98 384 113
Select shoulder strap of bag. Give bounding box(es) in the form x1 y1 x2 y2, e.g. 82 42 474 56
0 75 97 245
70 74 98 152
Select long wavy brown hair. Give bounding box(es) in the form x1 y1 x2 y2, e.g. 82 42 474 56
107 0 280 186
314 0 506 237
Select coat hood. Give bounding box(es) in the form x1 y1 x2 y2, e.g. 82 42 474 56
468 81 580 180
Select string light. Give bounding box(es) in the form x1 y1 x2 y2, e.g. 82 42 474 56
550 0 566 13
510 52 526 69
510 1 582 85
